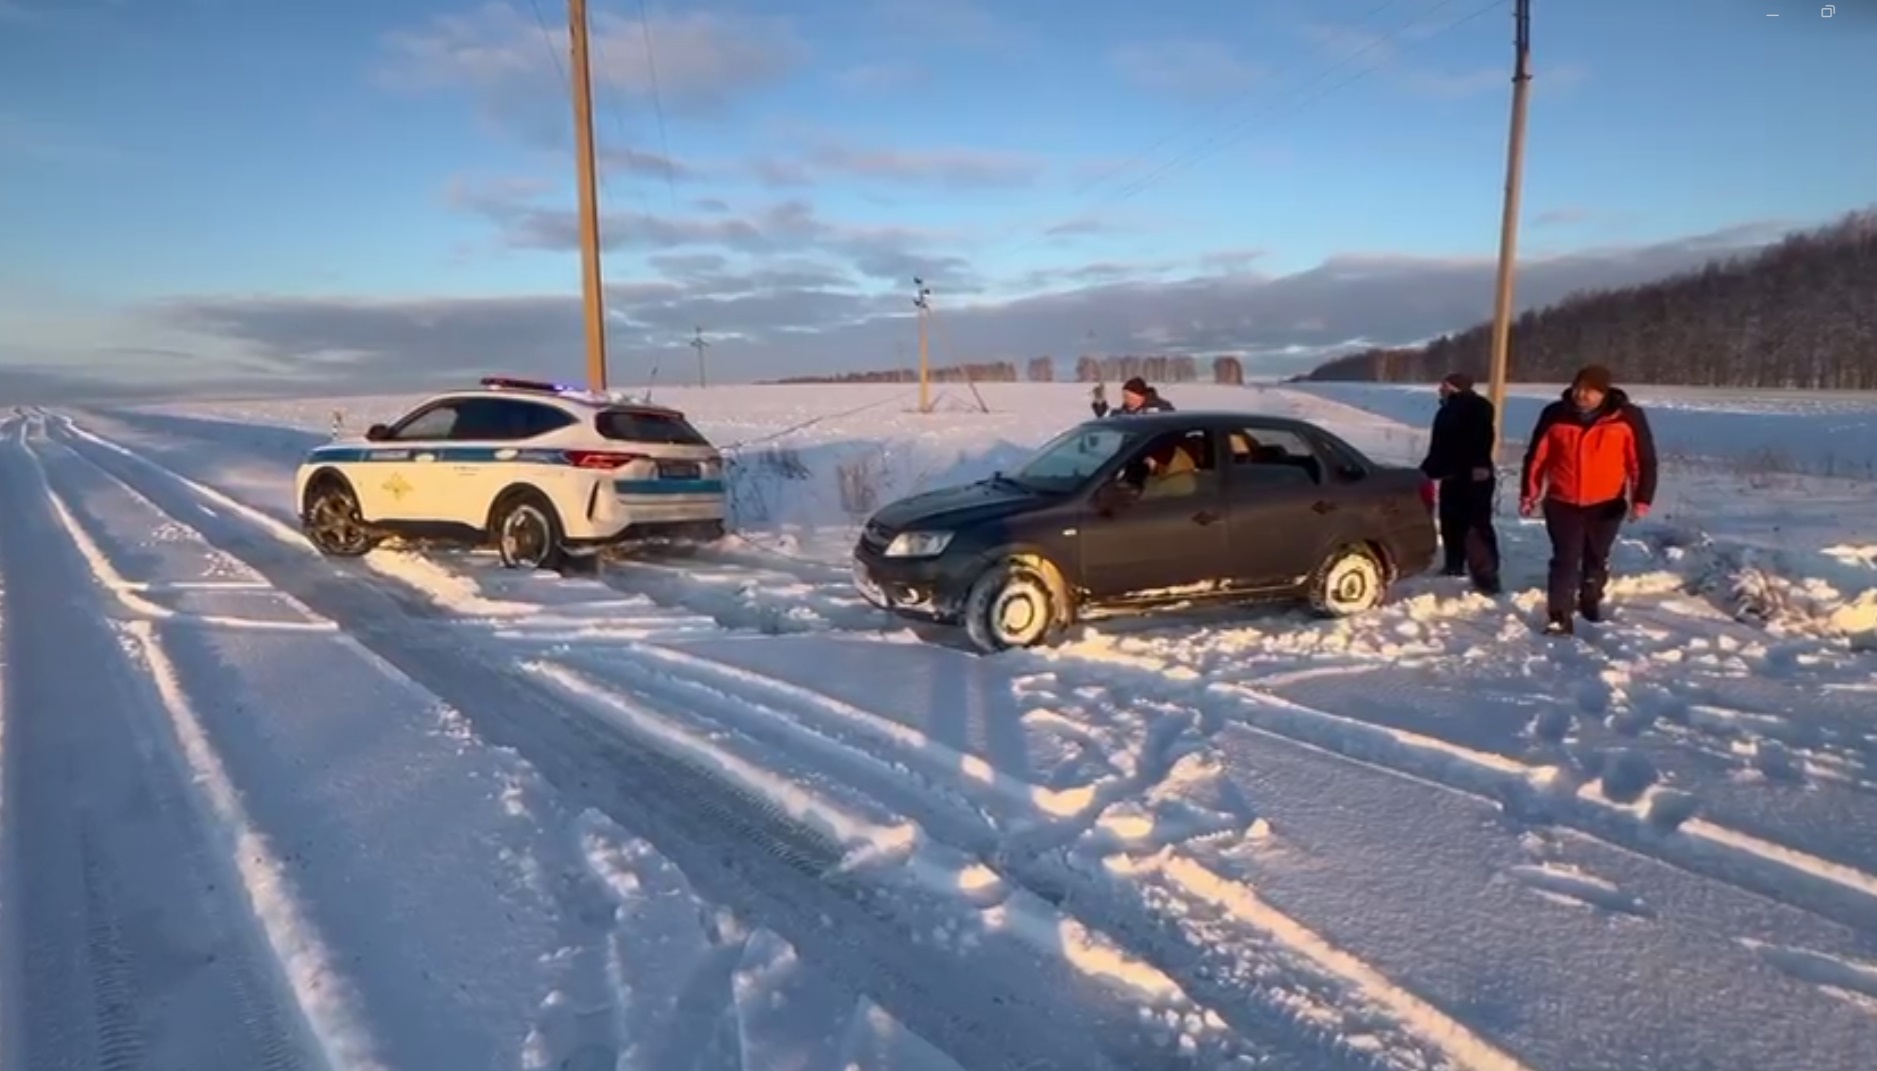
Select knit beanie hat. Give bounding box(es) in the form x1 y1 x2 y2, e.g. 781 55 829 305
1571 364 1613 392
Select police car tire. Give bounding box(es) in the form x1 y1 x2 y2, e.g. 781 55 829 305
303 478 379 558
962 560 1059 654
491 490 566 571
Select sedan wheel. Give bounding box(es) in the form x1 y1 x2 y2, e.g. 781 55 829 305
963 562 1060 653
1309 545 1387 617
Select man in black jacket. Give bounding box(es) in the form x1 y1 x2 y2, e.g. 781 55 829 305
1092 376 1173 418
1420 372 1501 594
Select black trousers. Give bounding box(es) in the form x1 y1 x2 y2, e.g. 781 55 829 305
1437 475 1501 583
1542 498 1626 617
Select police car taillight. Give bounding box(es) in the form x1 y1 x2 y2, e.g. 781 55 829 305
563 449 643 469
1418 478 1436 512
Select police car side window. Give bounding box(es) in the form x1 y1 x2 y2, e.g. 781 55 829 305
448 399 577 441
392 403 459 441
509 402 577 439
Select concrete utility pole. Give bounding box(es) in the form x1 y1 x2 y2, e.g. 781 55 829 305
568 0 609 392
912 278 933 413
689 326 710 388
1485 0 1532 460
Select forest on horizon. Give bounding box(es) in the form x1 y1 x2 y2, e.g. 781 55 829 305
1298 210 1877 390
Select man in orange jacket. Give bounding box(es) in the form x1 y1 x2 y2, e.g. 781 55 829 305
1519 364 1658 635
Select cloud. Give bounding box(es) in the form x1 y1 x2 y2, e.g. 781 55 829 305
378 3 801 123
864 0 1018 53
602 145 702 182
0 110 127 165
450 178 977 289
1396 66 1504 99
1110 41 1263 96
1300 11 1521 99
832 63 928 92
752 141 1046 190
112 219 1797 398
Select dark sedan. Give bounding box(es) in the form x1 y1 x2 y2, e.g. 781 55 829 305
851 410 1438 652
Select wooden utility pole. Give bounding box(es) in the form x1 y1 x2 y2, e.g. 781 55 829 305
912 278 933 413
1486 0 1532 460
689 326 710 387
568 0 609 391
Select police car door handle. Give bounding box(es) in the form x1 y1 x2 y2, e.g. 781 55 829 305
414 452 437 462
1311 499 1336 514
1192 509 1221 526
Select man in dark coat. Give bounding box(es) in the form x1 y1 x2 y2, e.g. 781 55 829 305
1420 372 1502 595
1092 376 1173 418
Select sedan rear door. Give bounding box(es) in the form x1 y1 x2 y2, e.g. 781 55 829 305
1220 426 1340 589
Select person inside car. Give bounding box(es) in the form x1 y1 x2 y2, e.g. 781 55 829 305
1092 376 1174 418
1138 437 1198 499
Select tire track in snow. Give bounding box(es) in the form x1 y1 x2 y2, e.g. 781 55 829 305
45 413 1249 1071
33 422 661 1071
535 642 1538 1071
1029 643 1877 935
0 422 334 1071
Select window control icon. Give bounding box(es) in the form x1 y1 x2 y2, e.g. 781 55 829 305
1821 4 1835 15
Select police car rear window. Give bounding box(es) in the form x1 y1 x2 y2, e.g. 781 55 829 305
596 409 709 445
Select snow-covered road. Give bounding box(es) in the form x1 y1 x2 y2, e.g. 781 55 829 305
3 383 1876 1070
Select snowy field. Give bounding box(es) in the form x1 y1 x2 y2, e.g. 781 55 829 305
2 380 1875 1071
1295 381 1877 480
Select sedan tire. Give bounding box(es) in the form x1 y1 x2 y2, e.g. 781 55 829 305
962 560 1061 653
1308 544 1388 617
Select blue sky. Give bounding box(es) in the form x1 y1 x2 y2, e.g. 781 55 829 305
2 0 1873 399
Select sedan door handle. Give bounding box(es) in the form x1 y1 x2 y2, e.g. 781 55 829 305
1311 500 1336 514
1192 509 1222 526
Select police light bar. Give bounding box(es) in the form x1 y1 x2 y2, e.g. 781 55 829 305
479 376 566 392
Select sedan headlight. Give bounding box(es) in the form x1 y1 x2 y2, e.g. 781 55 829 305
883 530 953 558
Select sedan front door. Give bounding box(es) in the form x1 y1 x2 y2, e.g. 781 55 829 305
1077 428 1231 600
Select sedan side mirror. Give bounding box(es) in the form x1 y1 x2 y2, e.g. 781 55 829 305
364 423 392 442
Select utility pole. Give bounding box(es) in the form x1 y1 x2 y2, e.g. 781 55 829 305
568 0 609 391
689 326 710 388
912 277 933 413
1485 0 1532 460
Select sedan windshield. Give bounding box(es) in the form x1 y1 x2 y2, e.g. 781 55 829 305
1014 425 1134 490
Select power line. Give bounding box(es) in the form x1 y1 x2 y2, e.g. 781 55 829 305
632 0 679 213
579 4 654 219
1060 0 1417 205
988 0 1510 266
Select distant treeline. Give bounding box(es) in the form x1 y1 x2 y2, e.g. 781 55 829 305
1298 209 1877 389
770 354 1248 386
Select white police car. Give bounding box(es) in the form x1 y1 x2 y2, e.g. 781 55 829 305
294 376 726 570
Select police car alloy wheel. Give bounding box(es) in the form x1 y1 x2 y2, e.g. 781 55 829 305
1310 545 1386 617
304 483 378 557
495 498 563 570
